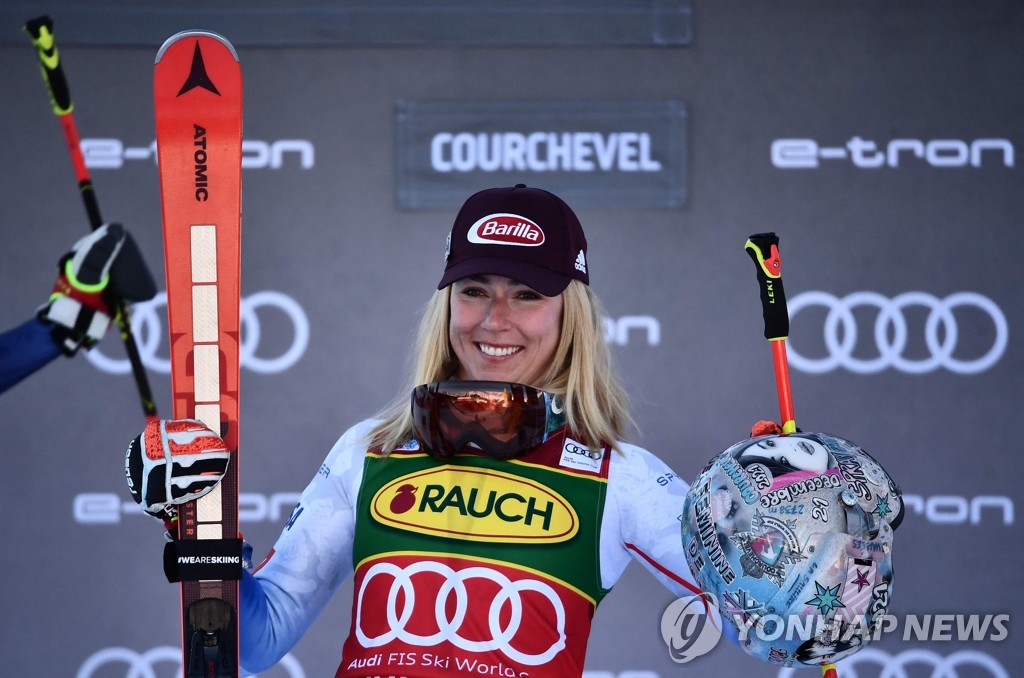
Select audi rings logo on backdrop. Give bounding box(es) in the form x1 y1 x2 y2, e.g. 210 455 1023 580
356 560 567 665
86 291 310 375
787 291 1007 375
777 648 1008 678
77 646 306 678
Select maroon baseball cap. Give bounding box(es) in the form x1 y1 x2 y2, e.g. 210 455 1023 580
437 184 589 296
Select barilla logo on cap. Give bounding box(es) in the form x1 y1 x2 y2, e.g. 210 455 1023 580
467 213 545 247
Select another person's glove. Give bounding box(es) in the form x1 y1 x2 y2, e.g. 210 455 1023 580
39 223 156 354
125 419 231 525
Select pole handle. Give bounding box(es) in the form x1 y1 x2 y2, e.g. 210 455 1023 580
24 15 157 420
744 232 789 341
24 16 73 115
745 232 797 432
24 15 103 228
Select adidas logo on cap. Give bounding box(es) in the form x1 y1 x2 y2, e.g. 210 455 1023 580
574 249 587 274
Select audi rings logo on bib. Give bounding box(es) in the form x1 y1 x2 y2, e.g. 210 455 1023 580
371 467 578 543
787 291 1007 375
467 213 545 246
354 557 569 667
86 290 310 375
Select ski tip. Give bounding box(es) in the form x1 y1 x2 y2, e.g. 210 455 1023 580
155 30 239 64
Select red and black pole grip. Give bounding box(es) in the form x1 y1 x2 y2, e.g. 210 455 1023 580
744 232 797 434
24 15 158 421
744 232 789 341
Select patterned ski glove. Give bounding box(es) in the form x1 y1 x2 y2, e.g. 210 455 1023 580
125 419 231 531
39 222 156 354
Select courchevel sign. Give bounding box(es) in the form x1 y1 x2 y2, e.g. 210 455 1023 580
396 100 687 209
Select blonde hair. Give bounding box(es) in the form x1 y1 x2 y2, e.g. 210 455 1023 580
371 280 633 453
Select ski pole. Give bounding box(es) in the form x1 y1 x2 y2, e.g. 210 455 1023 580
744 233 796 433
24 15 158 421
744 233 838 678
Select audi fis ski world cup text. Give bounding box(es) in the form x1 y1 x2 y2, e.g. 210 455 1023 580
76 643 1008 678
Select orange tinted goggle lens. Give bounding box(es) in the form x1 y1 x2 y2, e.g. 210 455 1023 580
411 381 564 459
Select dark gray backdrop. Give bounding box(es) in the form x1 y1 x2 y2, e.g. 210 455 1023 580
0 2 1020 676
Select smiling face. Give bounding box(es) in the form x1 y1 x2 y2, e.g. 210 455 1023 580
449 274 564 387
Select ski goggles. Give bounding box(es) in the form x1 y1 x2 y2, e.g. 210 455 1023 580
411 381 566 460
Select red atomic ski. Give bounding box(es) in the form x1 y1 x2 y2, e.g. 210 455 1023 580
154 30 243 678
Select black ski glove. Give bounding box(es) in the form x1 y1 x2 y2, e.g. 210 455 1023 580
39 223 157 354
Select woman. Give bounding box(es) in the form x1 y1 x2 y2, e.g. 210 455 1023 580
134 185 706 677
